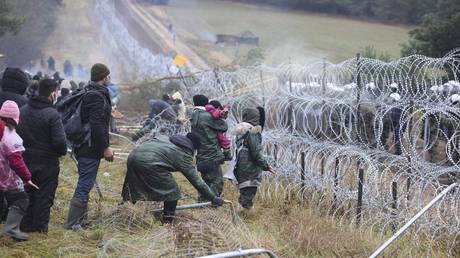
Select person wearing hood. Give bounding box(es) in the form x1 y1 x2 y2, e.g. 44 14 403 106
63 60 73 77
131 97 177 141
233 107 273 210
380 91 405 155
438 94 460 185
0 67 29 107
47 57 55 71
17 79 67 233
191 94 229 201
0 68 30 223
121 133 224 223
64 63 114 230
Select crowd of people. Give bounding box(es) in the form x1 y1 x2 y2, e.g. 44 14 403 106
0 63 274 242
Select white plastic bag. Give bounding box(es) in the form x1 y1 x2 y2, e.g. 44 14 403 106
224 158 237 182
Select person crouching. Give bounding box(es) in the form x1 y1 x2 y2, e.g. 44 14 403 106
121 132 224 223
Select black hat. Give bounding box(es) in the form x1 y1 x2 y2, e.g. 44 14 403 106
1 67 29 95
209 100 223 109
186 132 201 150
91 63 110 82
193 94 208 107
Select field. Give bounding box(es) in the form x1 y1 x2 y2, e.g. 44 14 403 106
161 0 411 64
0 132 448 257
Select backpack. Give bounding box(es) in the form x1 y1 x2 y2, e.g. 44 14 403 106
57 88 102 149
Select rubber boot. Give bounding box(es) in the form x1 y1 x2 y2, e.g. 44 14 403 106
161 200 177 225
64 198 88 230
2 206 28 241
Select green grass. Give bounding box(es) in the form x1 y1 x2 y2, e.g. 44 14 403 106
164 0 411 64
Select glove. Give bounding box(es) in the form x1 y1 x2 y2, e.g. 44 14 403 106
211 196 224 206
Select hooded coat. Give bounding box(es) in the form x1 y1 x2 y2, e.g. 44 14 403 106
233 123 270 189
121 134 215 202
191 107 228 163
0 68 29 107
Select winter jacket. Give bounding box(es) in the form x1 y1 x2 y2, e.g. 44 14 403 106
0 127 31 192
74 82 112 159
205 104 231 149
121 134 215 202
191 107 228 163
17 95 67 162
148 99 177 122
233 123 270 189
0 92 28 108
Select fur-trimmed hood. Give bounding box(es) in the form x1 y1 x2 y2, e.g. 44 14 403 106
233 122 262 137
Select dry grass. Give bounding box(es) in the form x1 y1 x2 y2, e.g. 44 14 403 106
0 143 450 257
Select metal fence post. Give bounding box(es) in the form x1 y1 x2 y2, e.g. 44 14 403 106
356 168 364 227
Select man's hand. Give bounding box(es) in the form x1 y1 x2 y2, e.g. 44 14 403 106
212 196 224 206
27 180 39 190
104 147 114 162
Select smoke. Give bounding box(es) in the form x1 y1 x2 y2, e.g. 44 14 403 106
168 0 217 42
94 0 173 81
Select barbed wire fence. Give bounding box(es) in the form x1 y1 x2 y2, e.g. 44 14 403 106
161 49 460 255
57 49 460 257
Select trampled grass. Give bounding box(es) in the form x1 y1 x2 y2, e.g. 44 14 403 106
0 151 449 257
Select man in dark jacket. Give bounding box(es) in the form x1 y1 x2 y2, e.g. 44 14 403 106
0 67 29 223
191 95 228 201
65 63 114 230
17 79 67 233
122 133 224 223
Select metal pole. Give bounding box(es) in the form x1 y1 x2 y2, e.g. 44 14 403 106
356 168 364 227
197 248 278 258
369 183 458 258
151 200 238 224
423 117 430 160
300 152 306 188
332 158 340 210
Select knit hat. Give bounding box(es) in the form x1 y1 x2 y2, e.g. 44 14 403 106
186 132 201 150
90 63 110 82
1 67 29 95
209 100 223 109
193 94 209 107
0 100 20 125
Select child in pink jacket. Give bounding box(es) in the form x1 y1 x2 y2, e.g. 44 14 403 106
0 101 38 241
205 100 231 160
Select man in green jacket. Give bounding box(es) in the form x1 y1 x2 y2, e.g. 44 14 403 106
121 132 224 223
191 95 229 200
